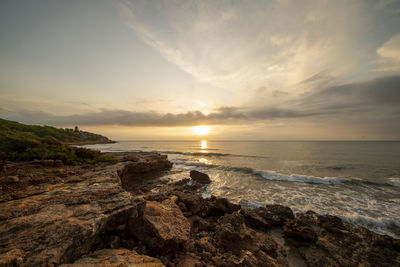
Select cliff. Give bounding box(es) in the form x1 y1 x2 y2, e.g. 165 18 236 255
0 152 399 266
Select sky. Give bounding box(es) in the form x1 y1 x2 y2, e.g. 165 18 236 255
1 0 400 140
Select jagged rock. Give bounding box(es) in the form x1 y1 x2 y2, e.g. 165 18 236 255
118 153 172 190
175 191 205 215
126 198 191 253
60 248 164 267
283 215 318 243
194 236 217 254
241 204 294 231
0 161 138 266
190 170 211 184
189 215 212 233
285 212 400 266
204 196 241 217
214 212 278 256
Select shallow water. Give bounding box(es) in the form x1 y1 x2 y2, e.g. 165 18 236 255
84 140 400 238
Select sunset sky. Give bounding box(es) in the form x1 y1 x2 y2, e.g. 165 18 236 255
1 0 400 140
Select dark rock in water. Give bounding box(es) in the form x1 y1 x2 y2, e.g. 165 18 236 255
190 170 211 184
60 248 164 266
126 198 191 253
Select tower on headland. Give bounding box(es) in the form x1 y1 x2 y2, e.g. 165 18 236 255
74 126 79 132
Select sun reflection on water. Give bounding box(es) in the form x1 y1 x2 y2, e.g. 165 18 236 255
200 140 208 153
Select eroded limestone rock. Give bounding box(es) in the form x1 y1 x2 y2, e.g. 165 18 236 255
60 248 164 267
126 198 191 253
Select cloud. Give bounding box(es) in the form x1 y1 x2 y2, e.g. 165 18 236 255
377 33 400 71
2 76 399 138
119 0 371 97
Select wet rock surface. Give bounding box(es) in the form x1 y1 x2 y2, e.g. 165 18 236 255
1 155 399 266
189 170 211 184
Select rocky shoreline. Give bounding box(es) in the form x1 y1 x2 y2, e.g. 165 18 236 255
0 152 399 266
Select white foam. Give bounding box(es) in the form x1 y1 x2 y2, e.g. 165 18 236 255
388 177 400 187
253 170 348 185
339 213 400 239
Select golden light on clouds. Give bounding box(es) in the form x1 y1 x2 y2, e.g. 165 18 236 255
193 125 211 136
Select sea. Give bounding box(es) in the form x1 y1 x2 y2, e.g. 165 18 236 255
83 140 400 238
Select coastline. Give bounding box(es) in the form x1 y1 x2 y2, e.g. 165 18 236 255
0 152 399 266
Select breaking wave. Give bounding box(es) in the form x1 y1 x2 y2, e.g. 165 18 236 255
172 159 399 188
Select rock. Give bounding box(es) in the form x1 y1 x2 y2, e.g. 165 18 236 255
126 199 191 253
264 204 295 223
0 159 151 266
41 159 55 166
175 191 205 215
283 218 318 243
6 175 19 183
194 236 217 254
241 208 273 230
118 153 172 190
177 253 203 267
60 248 164 267
204 196 241 218
214 212 278 256
189 215 212 233
0 248 25 266
241 204 294 230
318 214 346 233
190 170 211 184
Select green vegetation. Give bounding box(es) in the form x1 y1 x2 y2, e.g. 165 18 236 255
0 118 117 164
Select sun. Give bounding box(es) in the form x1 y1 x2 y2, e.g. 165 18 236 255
193 125 211 136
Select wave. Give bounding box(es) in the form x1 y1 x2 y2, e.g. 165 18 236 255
289 207 400 239
253 170 348 185
172 159 400 188
339 214 400 239
388 177 400 187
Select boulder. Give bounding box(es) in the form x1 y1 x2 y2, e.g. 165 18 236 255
126 198 191 253
60 248 164 267
118 153 172 190
190 170 211 184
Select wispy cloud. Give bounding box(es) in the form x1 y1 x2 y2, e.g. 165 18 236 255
376 33 400 71
120 0 376 98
